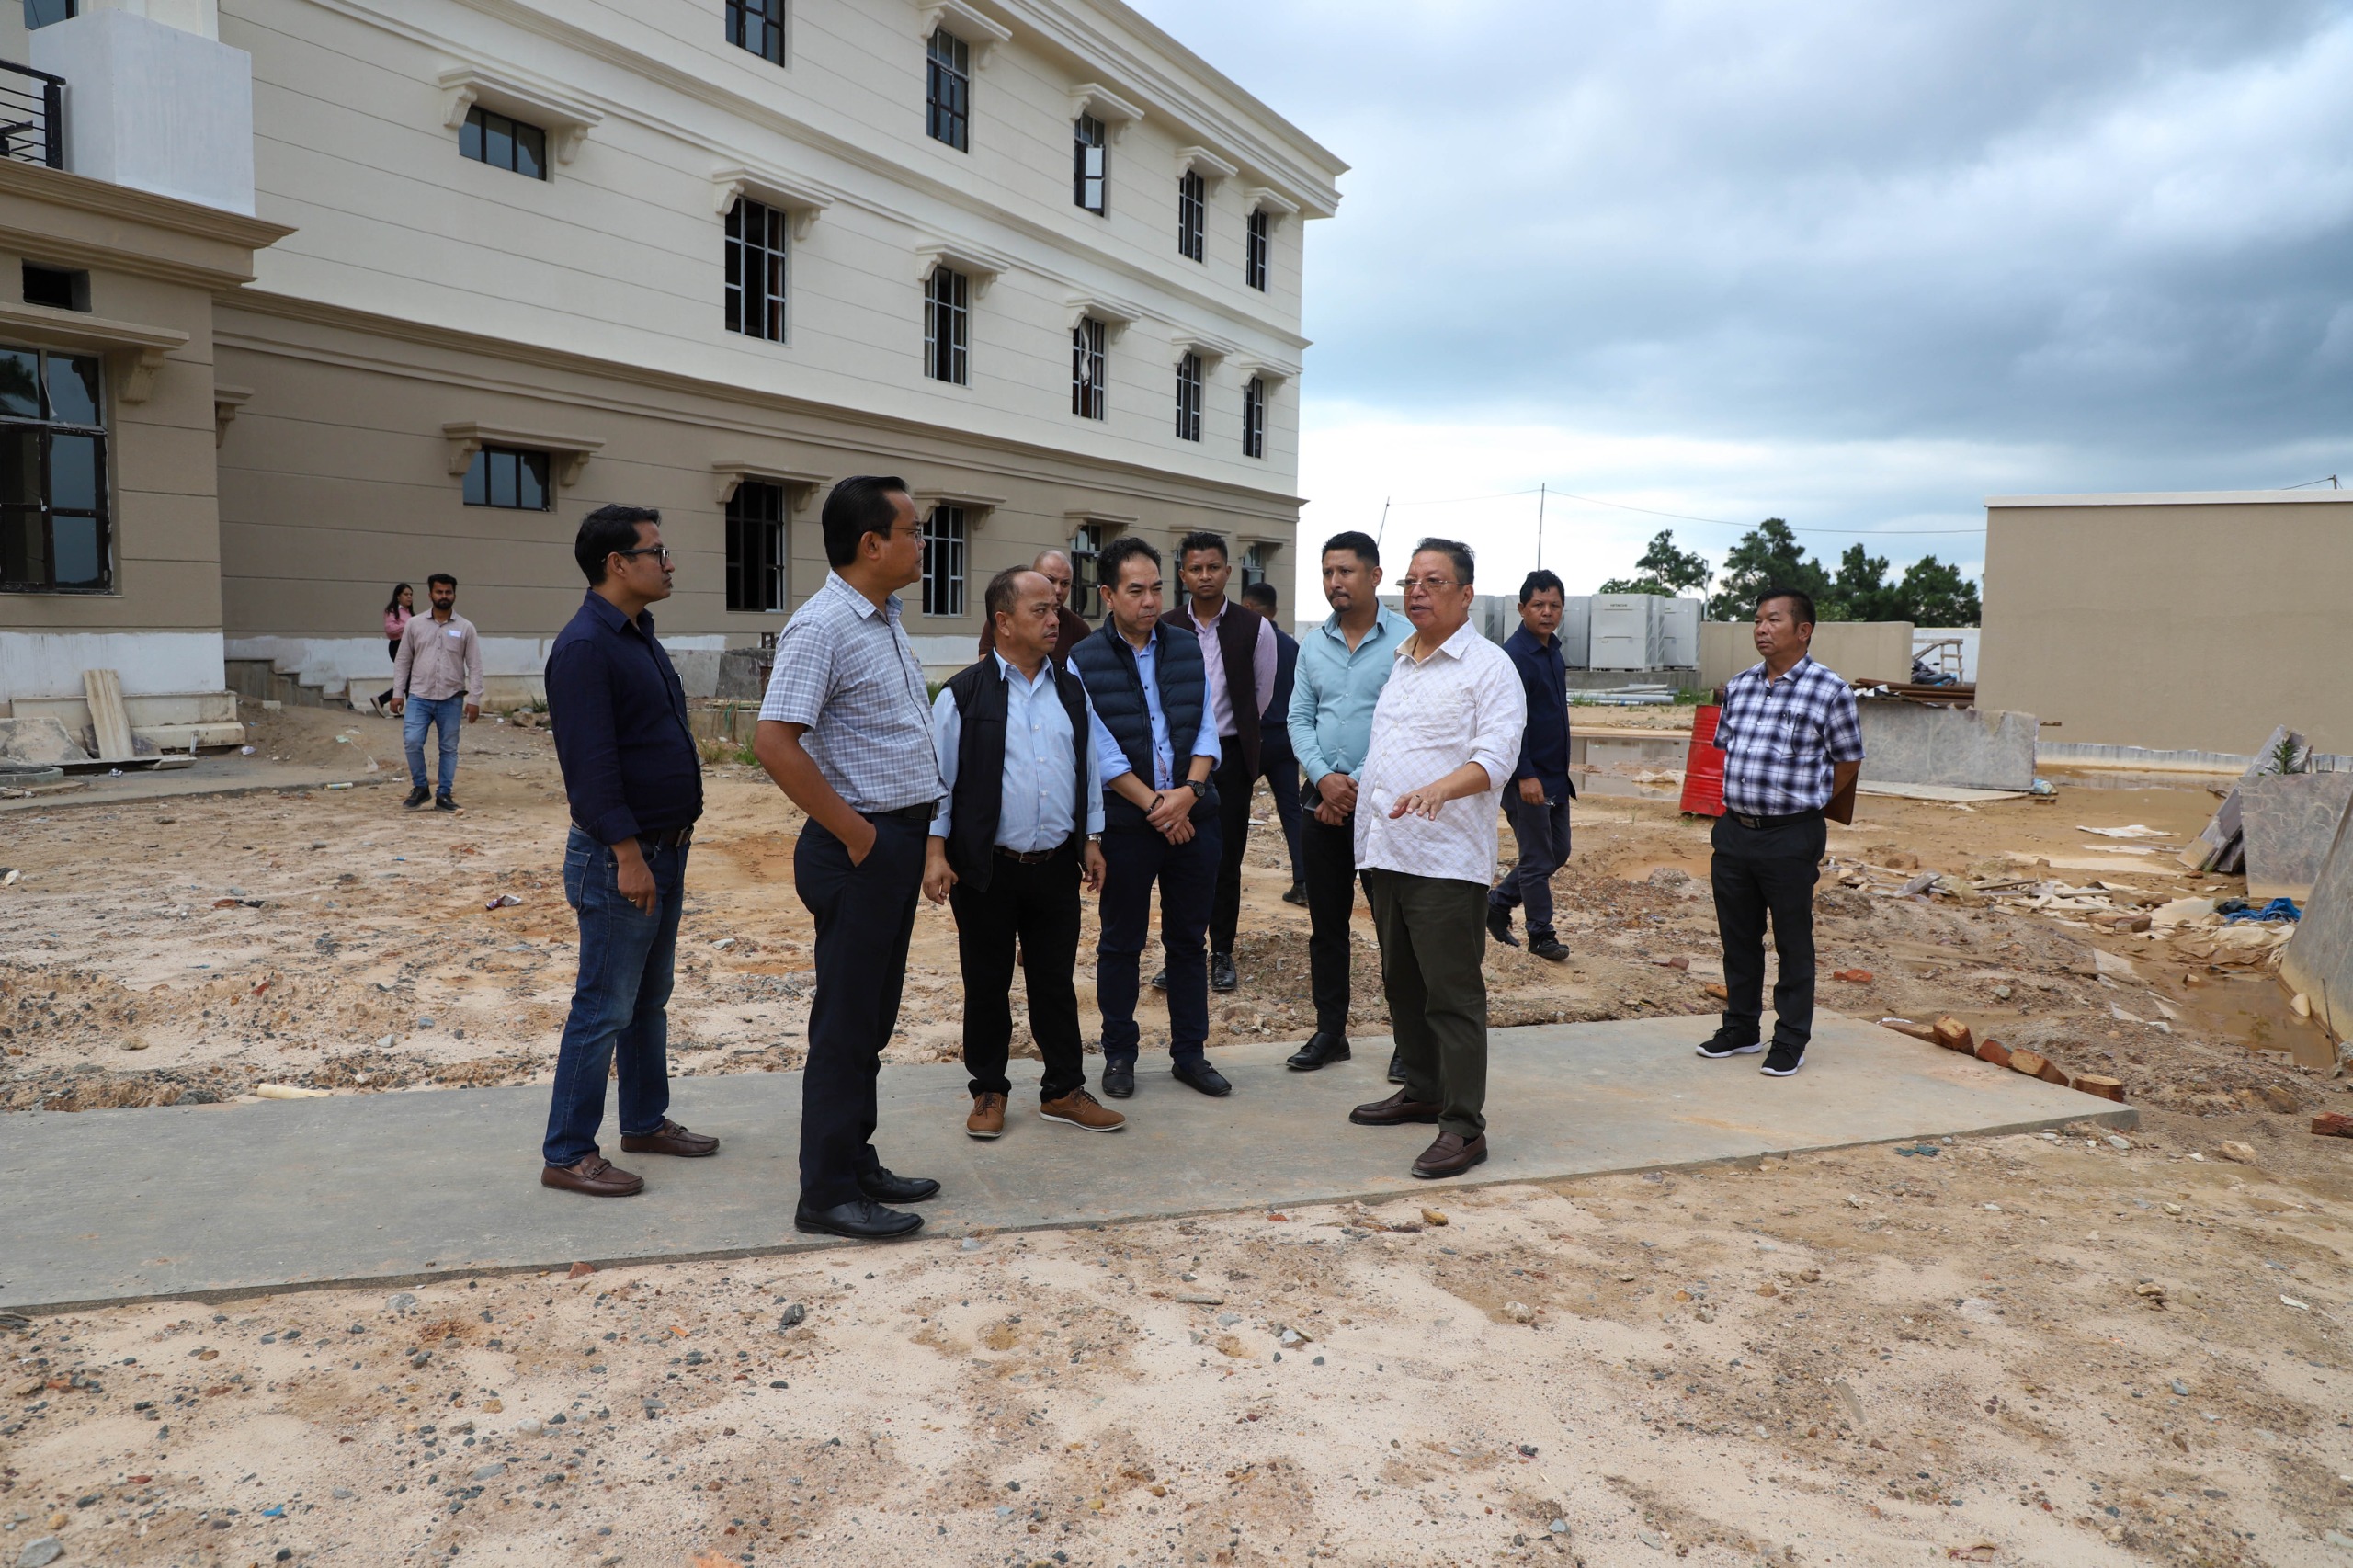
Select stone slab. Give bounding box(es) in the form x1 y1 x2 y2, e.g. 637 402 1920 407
0 1016 2131 1314
2240 772 2353 901
1859 703 2039 792
2283 801 2353 1046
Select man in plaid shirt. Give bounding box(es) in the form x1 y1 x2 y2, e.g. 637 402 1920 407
1698 587 1864 1076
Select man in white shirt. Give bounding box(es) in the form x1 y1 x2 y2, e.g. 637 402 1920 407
1345 539 1528 1180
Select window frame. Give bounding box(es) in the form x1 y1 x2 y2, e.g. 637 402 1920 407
921 504 968 618
460 445 551 511
1176 169 1206 262
1245 208 1270 291
924 266 971 385
926 29 971 152
1069 521 1108 620
724 195 789 344
1243 375 1267 460
1174 351 1202 443
0 342 109 595
1073 113 1108 214
725 479 788 613
1241 542 1273 591
459 103 548 180
725 0 787 66
1071 317 1108 421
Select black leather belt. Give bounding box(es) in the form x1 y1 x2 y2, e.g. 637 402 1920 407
995 845 1059 865
872 802 938 825
1726 808 1820 831
638 825 694 848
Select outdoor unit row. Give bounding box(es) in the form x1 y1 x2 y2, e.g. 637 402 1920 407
1378 593 1699 669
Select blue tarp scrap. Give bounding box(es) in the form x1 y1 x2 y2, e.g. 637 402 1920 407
2219 897 2302 924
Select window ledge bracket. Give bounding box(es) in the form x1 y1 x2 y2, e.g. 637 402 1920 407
921 1 1012 65
1244 185 1302 229
441 422 604 486
712 165 836 240
1070 82 1144 142
1176 145 1239 191
1233 358 1299 388
917 241 1011 298
1170 331 1238 367
438 65 604 165
0 301 189 403
711 461 827 511
915 489 1005 527
1066 294 1141 342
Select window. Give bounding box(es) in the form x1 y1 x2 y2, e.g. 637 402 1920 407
23 0 74 28
726 0 786 65
725 197 788 344
1174 352 1202 442
1073 114 1107 214
926 29 970 152
1243 375 1266 460
925 267 969 384
459 105 546 179
921 505 966 617
1069 522 1107 619
461 446 550 510
20 263 85 312
1245 208 1269 291
1176 170 1206 262
1242 542 1273 591
1071 318 1106 420
0 345 107 593
726 480 787 612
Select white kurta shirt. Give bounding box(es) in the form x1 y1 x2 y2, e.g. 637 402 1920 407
1355 620 1529 886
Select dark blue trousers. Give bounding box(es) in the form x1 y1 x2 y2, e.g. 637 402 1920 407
1096 816 1221 1065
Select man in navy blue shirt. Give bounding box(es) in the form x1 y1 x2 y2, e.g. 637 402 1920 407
1487 570 1574 963
1241 580 1305 904
538 504 715 1198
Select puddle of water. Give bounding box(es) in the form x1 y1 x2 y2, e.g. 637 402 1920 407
2042 767 2234 794
2147 971 2338 1070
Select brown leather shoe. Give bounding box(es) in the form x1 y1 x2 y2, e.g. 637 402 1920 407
540 1154 643 1197
1040 1087 1125 1132
966 1091 1007 1139
1349 1087 1440 1127
619 1119 719 1157
1412 1131 1489 1179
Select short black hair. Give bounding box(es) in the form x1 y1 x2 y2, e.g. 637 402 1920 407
1413 537 1474 586
575 504 660 585
1097 535 1161 592
427 573 457 591
983 564 1039 626
1240 581 1278 616
1321 530 1379 567
1176 529 1229 564
1756 586 1816 627
1518 568 1564 605
820 475 909 568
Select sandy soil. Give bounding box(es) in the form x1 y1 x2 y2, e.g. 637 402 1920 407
6 703 2353 1565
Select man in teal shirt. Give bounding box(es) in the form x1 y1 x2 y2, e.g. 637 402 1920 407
1284 530 1415 1077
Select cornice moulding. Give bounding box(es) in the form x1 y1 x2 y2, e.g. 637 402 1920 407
438 63 604 164
1066 293 1143 340
920 1 1012 66
1175 145 1239 191
0 301 189 403
915 488 1006 524
711 165 837 240
1069 81 1144 142
710 460 827 509
440 420 605 484
1233 358 1298 387
917 241 1013 297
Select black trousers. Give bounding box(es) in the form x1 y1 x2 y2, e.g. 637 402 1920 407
950 846 1086 1104
1709 811 1827 1049
793 812 927 1209
1301 807 1367 1036
1207 750 1256 956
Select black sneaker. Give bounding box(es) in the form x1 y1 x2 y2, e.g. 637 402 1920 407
403 786 431 809
1210 952 1238 993
1485 906 1519 948
1281 882 1309 907
1149 968 1167 992
1695 1036 1764 1059
1529 935 1570 963
1760 1040 1807 1077
434 793 459 812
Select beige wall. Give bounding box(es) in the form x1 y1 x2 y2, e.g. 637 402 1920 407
1978 494 2353 756
1699 619 1913 693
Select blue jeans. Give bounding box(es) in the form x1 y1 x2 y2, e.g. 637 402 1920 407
541 825 688 1167
402 694 463 793
1096 814 1221 1066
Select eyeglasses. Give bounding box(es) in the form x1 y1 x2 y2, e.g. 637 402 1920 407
1395 576 1459 593
614 545 672 563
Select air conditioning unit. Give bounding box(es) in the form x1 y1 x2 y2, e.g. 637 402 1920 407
1656 597 1700 668
1588 593 1664 670
1559 596 1591 668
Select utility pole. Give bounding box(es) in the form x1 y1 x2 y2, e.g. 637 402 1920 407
1536 483 1546 568
1374 496 1390 549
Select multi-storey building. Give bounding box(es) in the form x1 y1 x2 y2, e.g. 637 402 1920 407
0 0 1342 720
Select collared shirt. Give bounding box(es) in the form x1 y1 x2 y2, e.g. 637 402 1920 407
1713 653 1865 814
1086 625 1222 790
1287 604 1414 785
1356 620 1528 886
392 610 483 704
1503 624 1571 799
928 653 1106 851
758 570 943 813
1188 598 1279 740
544 591 704 844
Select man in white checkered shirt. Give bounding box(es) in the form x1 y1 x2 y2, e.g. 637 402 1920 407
1698 586 1864 1078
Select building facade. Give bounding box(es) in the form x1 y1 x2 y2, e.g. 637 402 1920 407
209 0 1344 699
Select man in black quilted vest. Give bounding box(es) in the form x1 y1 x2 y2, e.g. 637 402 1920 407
922 566 1122 1140
1067 537 1231 1100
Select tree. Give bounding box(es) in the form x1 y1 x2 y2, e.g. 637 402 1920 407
1701 521 1983 626
1895 555 1981 626
1706 518 1828 621
1599 529 1712 597
1825 542 1908 622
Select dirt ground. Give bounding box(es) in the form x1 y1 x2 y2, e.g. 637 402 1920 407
5 702 2353 1566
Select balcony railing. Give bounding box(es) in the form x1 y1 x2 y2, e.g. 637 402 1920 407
0 60 64 171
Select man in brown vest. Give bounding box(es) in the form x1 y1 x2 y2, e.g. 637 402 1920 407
1158 530 1276 995
975 547 1092 670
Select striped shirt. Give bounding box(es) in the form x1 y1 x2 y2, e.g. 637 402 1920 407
1713 654 1864 815
758 571 943 813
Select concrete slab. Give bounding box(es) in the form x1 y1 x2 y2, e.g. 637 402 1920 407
2240 772 2353 901
2283 801 2353 1045
1859 703 2040 792
0 1015 2130 1314
0 755 391 813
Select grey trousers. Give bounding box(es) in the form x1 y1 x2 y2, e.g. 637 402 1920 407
1366 869 1489 1139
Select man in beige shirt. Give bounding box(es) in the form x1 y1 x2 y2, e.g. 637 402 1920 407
389 572 483 811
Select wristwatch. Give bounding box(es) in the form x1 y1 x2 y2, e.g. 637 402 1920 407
1086 833 1103 844
1183 778 1209 800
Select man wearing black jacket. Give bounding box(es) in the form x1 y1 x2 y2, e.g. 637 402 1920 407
539 505 717 1198
1166 532 1276 994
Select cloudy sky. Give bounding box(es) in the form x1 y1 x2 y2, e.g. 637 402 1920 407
1129 0 2353 606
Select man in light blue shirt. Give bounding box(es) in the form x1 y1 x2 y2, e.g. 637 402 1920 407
1283 529 1415 1075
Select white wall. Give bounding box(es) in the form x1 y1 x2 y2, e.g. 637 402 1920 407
33 8 256 214
0 630 227 702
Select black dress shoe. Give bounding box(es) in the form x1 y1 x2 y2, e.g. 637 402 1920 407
1149 968 1168 991
1485 906 1519 948
793 1197 922 1240
434 792 460 812
1102 1062 1136 1099
403 786 431 810
1281 882 1309 907
858 1166 940 1204
1171 1058 1233 1097
1286 1031 1351 1071
1386 1048 1406 1085
1529 935 1571 963
1211 952 1239 993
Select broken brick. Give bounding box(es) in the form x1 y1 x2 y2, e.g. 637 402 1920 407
1931 1017 1975 1053
2071 1074 2126 1103
2312 1112 2353 1140
1974 1039 2013 1069
1832 969 1873 983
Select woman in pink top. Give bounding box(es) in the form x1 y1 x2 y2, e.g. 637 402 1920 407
378 582 413 713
